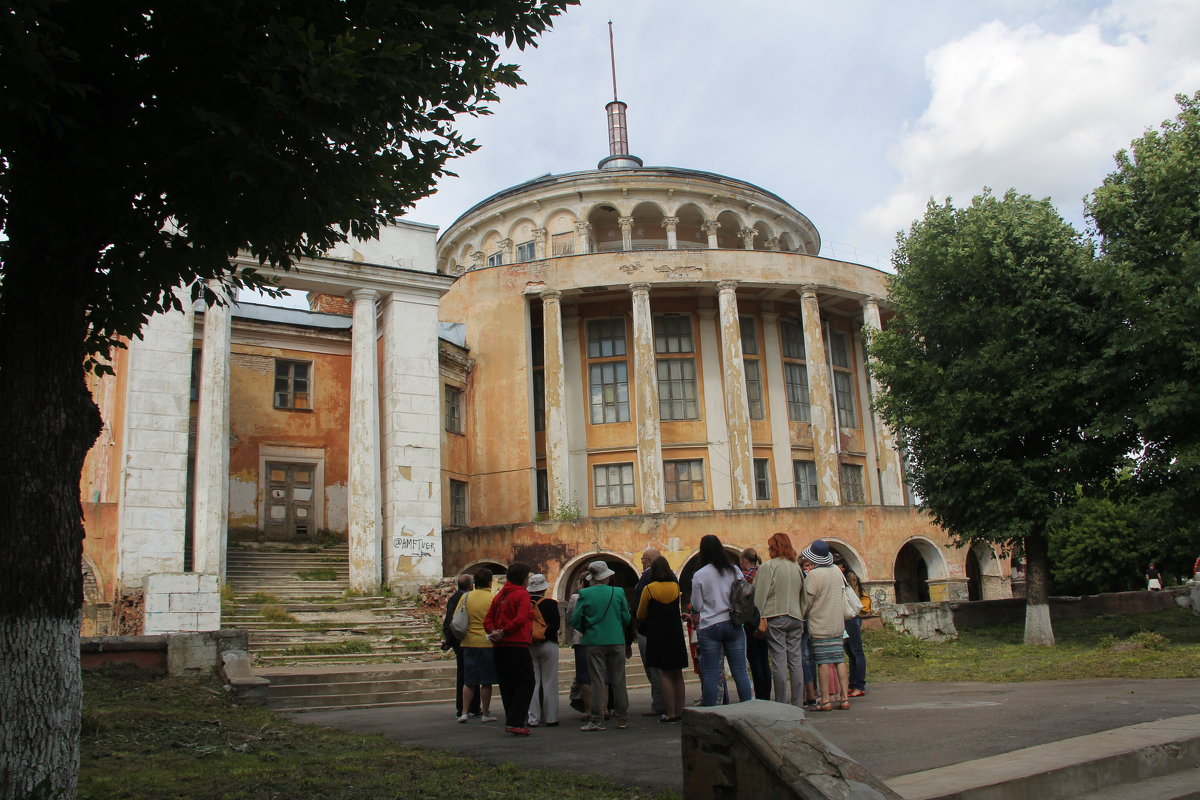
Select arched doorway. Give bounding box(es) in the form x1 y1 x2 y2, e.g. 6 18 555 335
679 545 743 598
827 541 867 581
462 561 507 581
966 549 983 601
894 543 930 603
560 553 639 601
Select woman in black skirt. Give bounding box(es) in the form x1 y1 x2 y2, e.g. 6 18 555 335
636 556 690 723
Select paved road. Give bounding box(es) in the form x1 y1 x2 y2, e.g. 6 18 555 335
294 678 1200 795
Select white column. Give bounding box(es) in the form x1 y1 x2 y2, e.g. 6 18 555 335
863 297 906 505
801 285 841 505
630 283 664 513
619 216 634 251
380 287 444 587
697 306 733 510
575 221 593 255
533 227 548 260
761 307 796 507
542 290 572 511
348 288 382 591
662 217 679 250
717 280 754 508
193 283 231 578
702 221 721 249
739 227 757 250
561 310 589 507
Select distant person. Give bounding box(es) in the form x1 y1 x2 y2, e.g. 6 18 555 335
571 560 632 731
753 532 806 706
800 540 851 712
442 573 480 719
1146 561 1163 591
484 561 535 736
526 573 560 727
690 534 752 706
457 567 498 723
632 547 666 718
836 556 868 698
636 556 689 723
739 547 771 701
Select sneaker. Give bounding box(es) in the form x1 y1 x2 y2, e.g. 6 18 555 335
467 711 482 719
480 715 497 723
617 719 629 729
456 714 469 724
580 721 606 732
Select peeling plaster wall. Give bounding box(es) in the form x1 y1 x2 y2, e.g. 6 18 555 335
325 483 348 532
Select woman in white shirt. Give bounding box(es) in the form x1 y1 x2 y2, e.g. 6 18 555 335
689 534 753 706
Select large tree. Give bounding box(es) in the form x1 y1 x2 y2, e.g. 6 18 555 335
1086 91 1200 553
868 190 1132 646
0 2 574 797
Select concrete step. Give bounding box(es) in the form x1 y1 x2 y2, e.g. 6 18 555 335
887 714 1200 800
1075 765 1200 800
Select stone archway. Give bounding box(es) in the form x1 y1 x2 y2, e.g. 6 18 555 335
679 545 743 597
827 540 868 581
894 542 931 603
558 553 638 601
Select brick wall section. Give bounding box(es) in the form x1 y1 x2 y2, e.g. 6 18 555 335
308 293 353 315
143 573 221 633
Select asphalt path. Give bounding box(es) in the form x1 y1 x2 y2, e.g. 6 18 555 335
293 678 1200 795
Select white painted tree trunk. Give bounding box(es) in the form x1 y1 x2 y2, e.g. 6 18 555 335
1023 532 1056 647
0 617 81 799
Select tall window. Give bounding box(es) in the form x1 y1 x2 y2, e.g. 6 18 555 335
532 371 545 432
664 459 705 503
741 316 764 420
828 329 857 428
594 463 635 507
587 318 629 424
487 251 503 267
536 468 549 515
654 315 698 420
445 386 464 433
753 458 772 501
274 359 311 410
449 480 468 526
516 240 536 261
793 460 818 506
781 319 810 422
840 464 866 504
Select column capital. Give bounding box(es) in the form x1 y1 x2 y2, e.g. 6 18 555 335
764 237 781 251
700 220 721 235
717 279 739 294
800 284 820 299
864 295 882 310
540 289 562 303
498 237 513 250
617 216 634 231
470 251 485 267
629 281 651 295
574 221 592 234
532 227 547 239
739 227 757 249
350 287 379 303
660 216 679 231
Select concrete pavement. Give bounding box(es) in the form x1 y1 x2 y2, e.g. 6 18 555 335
292 678 1200 795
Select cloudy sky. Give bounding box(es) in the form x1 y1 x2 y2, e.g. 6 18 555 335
404 0 1200 271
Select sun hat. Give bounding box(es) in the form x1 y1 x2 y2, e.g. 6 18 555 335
801 539 834 567
526 573 551 593
587 560 616 582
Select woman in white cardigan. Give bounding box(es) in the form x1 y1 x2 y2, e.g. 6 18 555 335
752 532 807 706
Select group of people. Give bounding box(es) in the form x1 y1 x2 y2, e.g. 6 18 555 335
439 532 870 736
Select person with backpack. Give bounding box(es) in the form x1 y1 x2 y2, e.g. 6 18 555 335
442 572 481 720
525 573 560 728
690 534 753 706
570 560 633 731
484 561 536 736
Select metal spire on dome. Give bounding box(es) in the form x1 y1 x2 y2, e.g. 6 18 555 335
599 20 643 170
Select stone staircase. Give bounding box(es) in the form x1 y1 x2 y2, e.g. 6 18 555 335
888 714 1200 800
226 545 350 602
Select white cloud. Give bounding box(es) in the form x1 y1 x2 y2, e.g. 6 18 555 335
859 0 1200 253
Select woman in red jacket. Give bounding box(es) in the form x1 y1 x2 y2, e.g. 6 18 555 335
484 561 535 736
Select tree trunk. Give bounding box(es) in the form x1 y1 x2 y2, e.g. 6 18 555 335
0 199 102 798
1023 531 1056 647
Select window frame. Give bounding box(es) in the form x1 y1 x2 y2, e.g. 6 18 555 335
840 463 866 504
753 457 772 501
273 359 313 411
593 462 636 508
487 251 503 267
663 458 705 503
657 357 699 420
744 359 765 420
793 460 819 507
515 240 536 262
449 479 468 526
444 385 464 434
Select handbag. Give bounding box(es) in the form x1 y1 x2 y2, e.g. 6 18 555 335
840 573 863 620
450 592 471 640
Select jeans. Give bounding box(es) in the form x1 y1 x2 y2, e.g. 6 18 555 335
586 644 629 725
765 615 805 706
698 620 753 706
844 616 866 691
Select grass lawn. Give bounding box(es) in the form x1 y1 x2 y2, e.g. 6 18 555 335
866 607 1200 682
80 667 670 800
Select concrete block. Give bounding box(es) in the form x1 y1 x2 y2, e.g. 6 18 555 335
167 632 219 674
144 611 197 634
195 612 221 631
148 573 203 594
220 649 270 706
124 490 186 509
170 591 220 614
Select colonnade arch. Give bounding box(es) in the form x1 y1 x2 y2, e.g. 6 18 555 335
556 551 639 601
893 537 948 603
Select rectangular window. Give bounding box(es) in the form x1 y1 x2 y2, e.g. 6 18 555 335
744 360 764 420
793 460 819 507
532 370 545 432
445 385 464 433
589 361 630 423
840 464 865 504
654 315 694 354
594 463 635 507
740 316 758 355
536 468 549 515
780 319 805 360
784 363 810 422
487 251 503 267
551 232 574 256
657 358 699 420
753 458 772 501
587 318 627 358
516 240 536 262
833 371 856 428
450 479 468 526
829 330 851 369
274 359 311 410
664 459 705 503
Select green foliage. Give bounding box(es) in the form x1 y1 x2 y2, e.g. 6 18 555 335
295 568 338 581
246 591 282 605
869 190 1130 548
1048 488 1146 595
552 493 582 520
259 605 297 623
